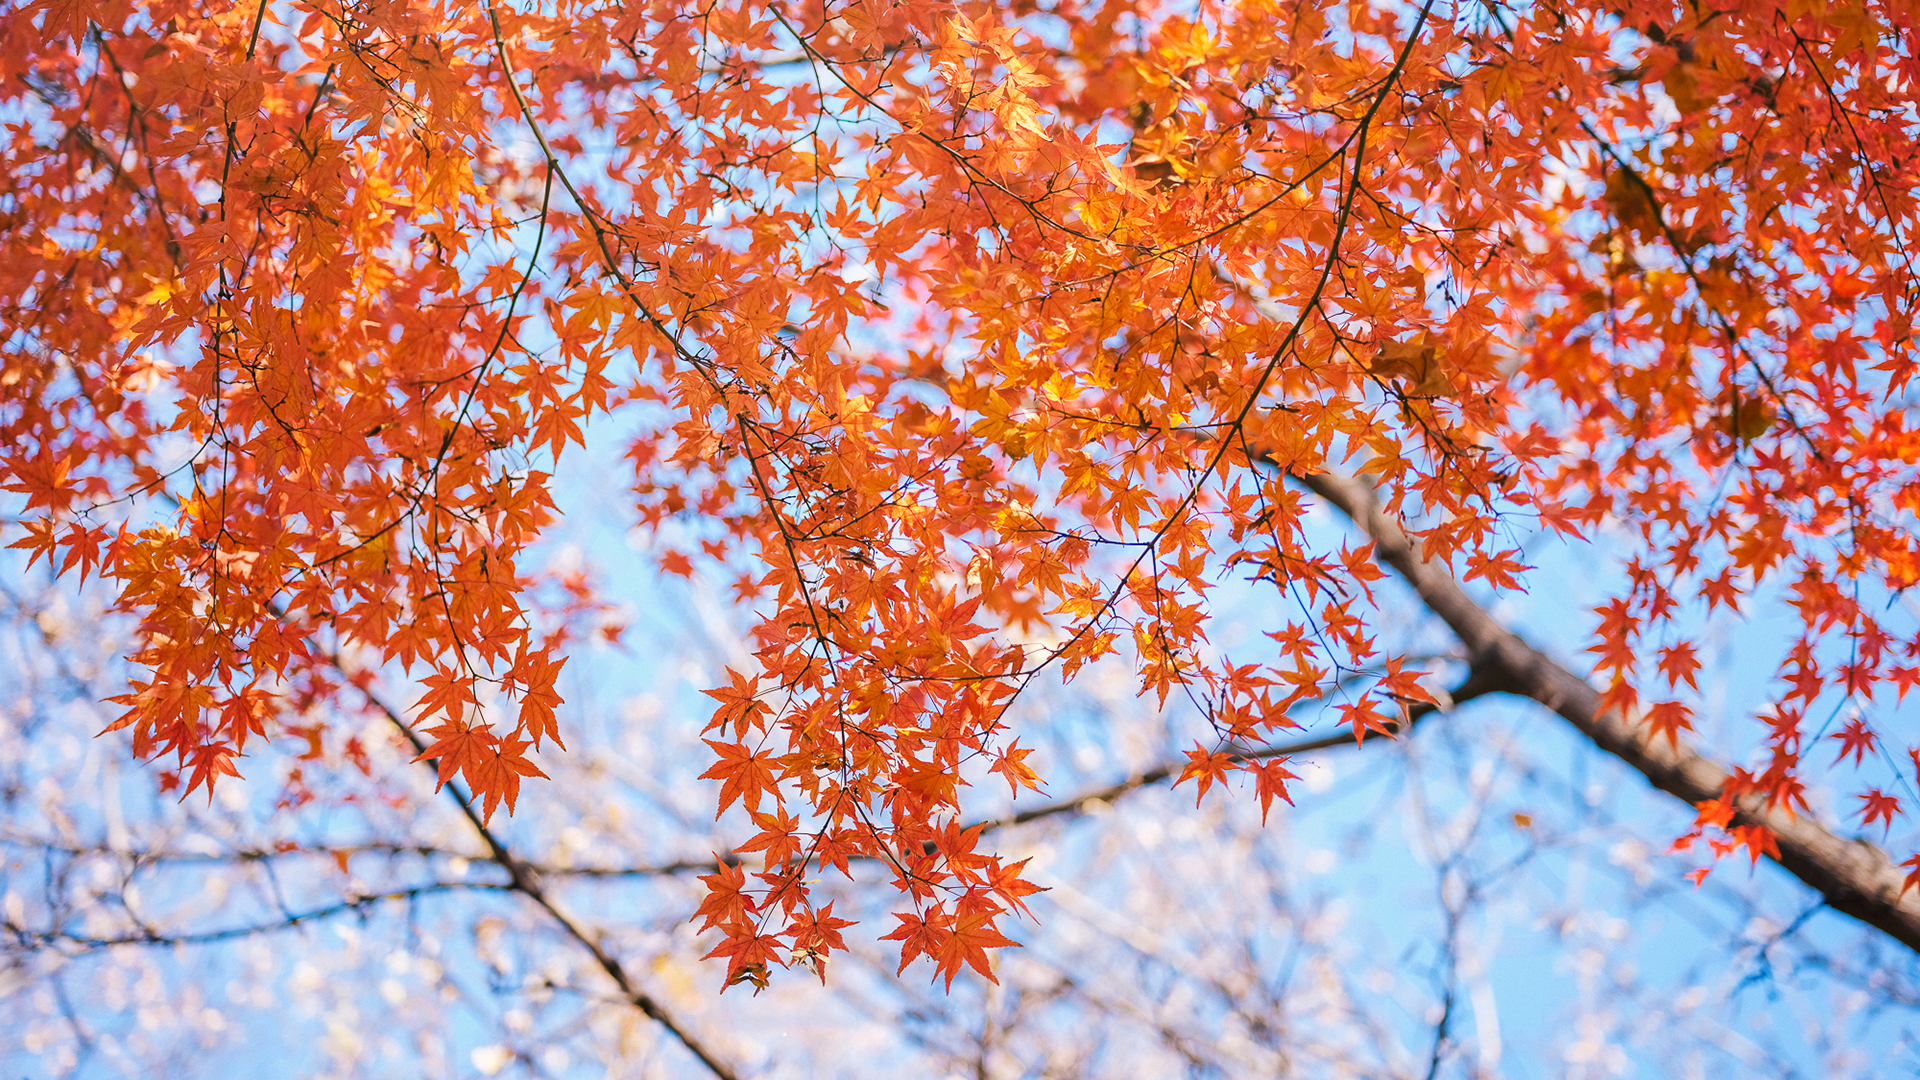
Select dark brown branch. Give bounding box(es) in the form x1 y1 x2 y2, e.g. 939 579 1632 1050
1298 469 1920 954
975 668 1507 835
359 689 743 1080
268 599 743 1079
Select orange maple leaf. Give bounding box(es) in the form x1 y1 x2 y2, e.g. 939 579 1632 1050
1174 744 1235 806
700 740 780 817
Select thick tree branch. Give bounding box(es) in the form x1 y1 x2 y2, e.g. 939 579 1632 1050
1299 469 1920 953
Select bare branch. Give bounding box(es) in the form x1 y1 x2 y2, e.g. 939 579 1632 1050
3 882 512 952
360 684 745 1080
974 673 1505 835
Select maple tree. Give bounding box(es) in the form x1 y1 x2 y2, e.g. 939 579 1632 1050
6 0 1920 1004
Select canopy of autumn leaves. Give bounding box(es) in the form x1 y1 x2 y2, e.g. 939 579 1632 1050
4 0 1917 988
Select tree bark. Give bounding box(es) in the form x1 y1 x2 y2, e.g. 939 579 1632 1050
1299 470 1920 954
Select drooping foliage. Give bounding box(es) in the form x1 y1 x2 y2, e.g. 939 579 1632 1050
4 0 1917 987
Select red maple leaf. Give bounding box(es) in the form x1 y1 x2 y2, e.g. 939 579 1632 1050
1860 789 1902 836
1831 718 1876 767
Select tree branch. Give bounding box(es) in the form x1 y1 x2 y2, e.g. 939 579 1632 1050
3 882 512 952
1298 469 1920 953
975 668 1507 835
275 608 744 1079
361 690 743 1080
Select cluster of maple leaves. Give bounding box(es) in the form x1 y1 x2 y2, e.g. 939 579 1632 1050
4 0 1916 987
